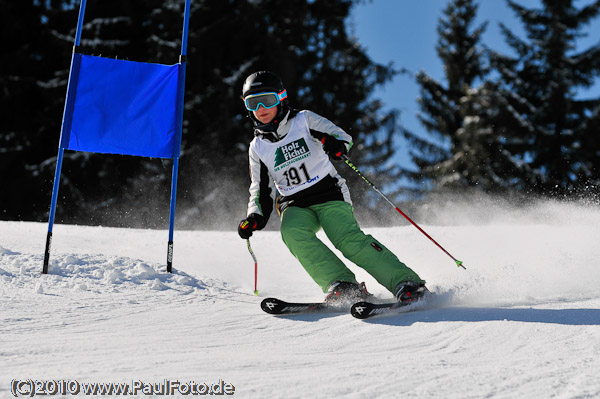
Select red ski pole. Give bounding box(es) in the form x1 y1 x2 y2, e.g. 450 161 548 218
246 238 259 295
342 155 466 270
240 220 260 294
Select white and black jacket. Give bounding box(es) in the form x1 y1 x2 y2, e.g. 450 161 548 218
246 109 353 224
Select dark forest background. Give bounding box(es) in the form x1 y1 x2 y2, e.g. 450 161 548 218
1 0 600 230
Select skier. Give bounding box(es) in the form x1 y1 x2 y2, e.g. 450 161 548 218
237 70 427 304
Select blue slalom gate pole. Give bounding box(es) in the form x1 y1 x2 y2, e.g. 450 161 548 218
43 0 88 274
166 0 191 273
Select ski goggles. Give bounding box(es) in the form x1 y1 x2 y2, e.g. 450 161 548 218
243 90 288 111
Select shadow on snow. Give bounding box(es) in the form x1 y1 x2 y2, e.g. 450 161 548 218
365 306 600 326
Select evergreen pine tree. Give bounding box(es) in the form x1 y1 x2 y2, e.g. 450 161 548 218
489 0 600 195
0 0 75 220
406 0 493 192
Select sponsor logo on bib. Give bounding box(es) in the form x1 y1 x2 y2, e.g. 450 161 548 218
274 138 310 168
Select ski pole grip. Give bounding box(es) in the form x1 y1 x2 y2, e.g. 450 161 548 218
240 220 257 229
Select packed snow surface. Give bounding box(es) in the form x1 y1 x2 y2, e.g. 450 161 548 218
1 200 600 398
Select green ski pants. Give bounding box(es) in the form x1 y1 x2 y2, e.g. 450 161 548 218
280 200 424 293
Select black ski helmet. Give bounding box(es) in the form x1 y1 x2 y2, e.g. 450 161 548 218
242 71 286 98
242 71 289 132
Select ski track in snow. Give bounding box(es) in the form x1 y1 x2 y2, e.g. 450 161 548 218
1 203 600 398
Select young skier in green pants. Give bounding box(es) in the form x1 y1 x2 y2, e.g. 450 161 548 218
237 71 428 303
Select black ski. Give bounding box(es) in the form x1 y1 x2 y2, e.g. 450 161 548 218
260 297 341 315
262 295 436 318
350 301 410 319
351 294 437 319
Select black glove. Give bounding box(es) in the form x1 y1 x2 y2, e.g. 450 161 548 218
238 213 265 239
321 137 347 160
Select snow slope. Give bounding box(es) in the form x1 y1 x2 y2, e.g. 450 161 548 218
1 200 600 398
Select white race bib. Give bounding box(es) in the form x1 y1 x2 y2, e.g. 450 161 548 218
252 112 334 196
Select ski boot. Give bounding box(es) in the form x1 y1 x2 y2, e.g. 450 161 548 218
394 281 429 303
325 281 371 304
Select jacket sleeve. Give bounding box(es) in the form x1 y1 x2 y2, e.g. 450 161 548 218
304 110 353 152
247 143 275 224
